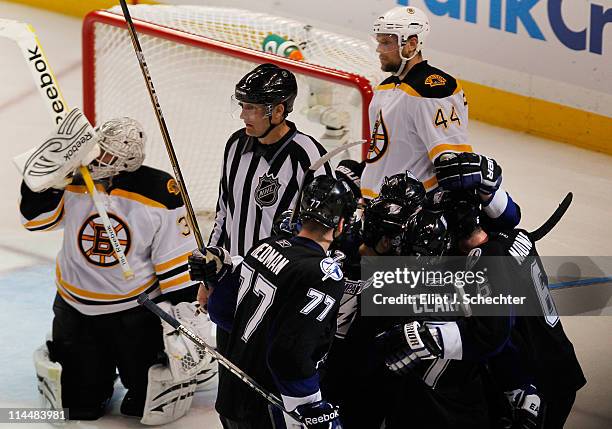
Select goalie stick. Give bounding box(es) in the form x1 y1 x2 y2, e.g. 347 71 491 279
137 293 304 422
0 18 134 279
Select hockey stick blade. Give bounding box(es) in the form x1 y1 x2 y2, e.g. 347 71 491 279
530 192 573 242
137 293 303 422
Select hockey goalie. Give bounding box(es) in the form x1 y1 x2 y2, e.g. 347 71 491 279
17 108 217 423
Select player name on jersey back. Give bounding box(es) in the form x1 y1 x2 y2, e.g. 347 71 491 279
250 242 290 275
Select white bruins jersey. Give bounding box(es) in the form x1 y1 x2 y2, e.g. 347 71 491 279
19 166 197 315
361 61 471 198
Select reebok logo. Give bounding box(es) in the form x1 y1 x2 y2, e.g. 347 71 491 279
28 45 65 124
304 409 339 425
63 132 93 161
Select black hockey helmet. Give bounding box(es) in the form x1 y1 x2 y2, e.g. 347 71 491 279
439 190 481 240
235 63 298 117
405 209 452 259
300 175 357 229
362 197 416 255
379 171 426 213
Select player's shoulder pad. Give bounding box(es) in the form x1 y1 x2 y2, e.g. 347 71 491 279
112 165 184 210
403 61 459 98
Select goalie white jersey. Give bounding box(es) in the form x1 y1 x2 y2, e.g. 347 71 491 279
19 166 197 315
361 61 471 198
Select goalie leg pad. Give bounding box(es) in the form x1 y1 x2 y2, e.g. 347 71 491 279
33 342 62 410
140 364 197 425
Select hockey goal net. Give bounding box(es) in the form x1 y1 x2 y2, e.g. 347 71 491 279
83 5 384 219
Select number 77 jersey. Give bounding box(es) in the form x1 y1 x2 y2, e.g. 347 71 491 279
361 61 471 198
214 235 345 421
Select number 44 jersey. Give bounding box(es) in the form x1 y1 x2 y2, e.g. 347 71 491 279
212 235 345 421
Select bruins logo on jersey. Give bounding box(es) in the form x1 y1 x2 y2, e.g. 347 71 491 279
255 173 281 208
78 213 131 267
366 110 389 164
425 74 447 87
167 178 181 195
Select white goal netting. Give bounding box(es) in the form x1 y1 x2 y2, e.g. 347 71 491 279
84 5 384 219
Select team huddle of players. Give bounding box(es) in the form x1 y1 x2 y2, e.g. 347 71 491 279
190 157 585 429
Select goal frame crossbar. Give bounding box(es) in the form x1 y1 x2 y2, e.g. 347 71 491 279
82 9 373 159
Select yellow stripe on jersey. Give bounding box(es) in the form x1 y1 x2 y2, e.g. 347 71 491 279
398 83 421 97
160 273 192 291
66 184 106 193
110 189 167 209
56 264 157 301
428 144 473 161
423 175 439 191
155 251 191 273
375 83 396 91
361 188 379 199
23 199 65 229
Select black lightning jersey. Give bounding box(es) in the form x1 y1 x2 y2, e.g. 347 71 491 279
485 229 586 393
212 235 345 420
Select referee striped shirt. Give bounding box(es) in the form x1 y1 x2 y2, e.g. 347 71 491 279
209 121 333 256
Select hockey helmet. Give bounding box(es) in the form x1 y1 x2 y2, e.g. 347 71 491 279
89 117 146 180
300 175 357 229
379 171 426 214
439 190 481 240
234 63 298 117
362 197 415 255
405 209 452 261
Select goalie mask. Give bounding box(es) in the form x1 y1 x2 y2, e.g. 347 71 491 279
89 117 146 180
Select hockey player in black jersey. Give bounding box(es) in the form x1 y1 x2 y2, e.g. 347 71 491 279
189 175 356 428
438 191 586 429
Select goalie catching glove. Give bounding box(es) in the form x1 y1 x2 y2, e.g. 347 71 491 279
13 107 100 191
434 152 502 196
188 246 233 284
376 321 443 374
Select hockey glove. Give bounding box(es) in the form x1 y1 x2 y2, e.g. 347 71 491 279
505 385 544 429
272 209 302 237
376 321 443 375
294 400 342 429
434 152 502 196
188 246 232 283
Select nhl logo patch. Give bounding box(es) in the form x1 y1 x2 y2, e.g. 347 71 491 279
255 173 281 207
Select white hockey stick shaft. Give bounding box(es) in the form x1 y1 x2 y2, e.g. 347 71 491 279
0 19 134 279
289 139 365 225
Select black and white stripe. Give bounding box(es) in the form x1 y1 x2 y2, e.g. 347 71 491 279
209 121 332 256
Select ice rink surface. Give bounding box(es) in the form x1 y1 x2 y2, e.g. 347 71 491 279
0 2 610 428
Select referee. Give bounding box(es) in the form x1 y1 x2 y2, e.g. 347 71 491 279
201 64 333 398
208 63 332 257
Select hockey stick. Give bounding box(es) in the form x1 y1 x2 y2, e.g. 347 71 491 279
117 0 205 251
0 19 134 279
289 139 366 226
530 192 573 242
137 293 304 422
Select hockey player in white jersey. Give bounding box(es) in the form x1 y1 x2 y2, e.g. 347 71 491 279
362 6 520 230
20 116 215 422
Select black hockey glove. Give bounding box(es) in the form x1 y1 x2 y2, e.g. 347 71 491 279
295 400 342 429
188 246 232 283
505 385 544 429
272 209 302 237
434 152 502 196
376 321 443 375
